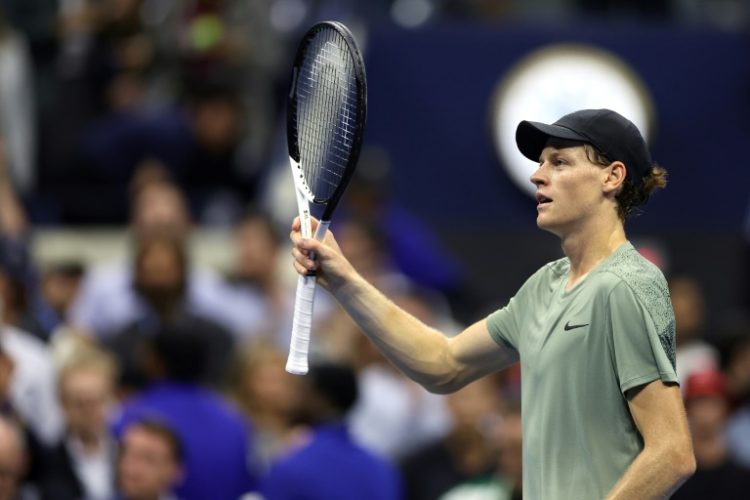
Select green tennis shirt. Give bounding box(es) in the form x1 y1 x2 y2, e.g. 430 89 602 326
486 242 677 500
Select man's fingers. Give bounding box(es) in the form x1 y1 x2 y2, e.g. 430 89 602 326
292 252 317 273
292 243 320 271
293 260 309 275
291 247 314 265
290 217 330 276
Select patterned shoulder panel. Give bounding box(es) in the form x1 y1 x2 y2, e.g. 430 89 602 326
545 255 571 279
599 246 676 369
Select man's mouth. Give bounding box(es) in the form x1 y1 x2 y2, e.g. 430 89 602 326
536 193 552 205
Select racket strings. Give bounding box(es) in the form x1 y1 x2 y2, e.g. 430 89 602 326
294 29 361 202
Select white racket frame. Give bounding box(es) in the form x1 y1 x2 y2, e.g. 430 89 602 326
285 155 331 375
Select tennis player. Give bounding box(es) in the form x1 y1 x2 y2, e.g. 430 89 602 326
290 109 695 499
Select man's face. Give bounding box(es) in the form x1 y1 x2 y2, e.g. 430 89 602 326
530 140 612 236
244 352 301 415
118 426 181 500
234 219 279 282
136 243 182 290
669 277 706 342
686 396 728 439
191 99 241 152
131 184 190 241
134 242 185 315
60 369 113 440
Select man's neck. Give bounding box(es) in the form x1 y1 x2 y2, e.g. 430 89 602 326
560 216 627 288
68 432 107 456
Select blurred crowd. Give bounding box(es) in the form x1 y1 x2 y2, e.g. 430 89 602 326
0 1 749 500
1 0 747 224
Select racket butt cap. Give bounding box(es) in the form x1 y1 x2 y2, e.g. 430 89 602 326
285 358 309 375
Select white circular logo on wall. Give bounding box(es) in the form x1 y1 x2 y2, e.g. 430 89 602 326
490 44 655 197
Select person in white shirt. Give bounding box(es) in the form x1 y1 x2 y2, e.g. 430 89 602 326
0 324 63 446
69 178 253 340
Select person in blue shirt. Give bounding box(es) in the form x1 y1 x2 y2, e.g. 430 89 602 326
113 323 256 500
259 362 402 500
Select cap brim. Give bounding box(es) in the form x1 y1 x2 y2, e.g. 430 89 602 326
515 121 589 163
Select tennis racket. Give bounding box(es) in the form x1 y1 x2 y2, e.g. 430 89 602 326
285 21 367 375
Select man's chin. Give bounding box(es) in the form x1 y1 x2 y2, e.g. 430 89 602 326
536 218 563 238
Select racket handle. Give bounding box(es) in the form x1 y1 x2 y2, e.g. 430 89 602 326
286 274 317 374
286 220 331 375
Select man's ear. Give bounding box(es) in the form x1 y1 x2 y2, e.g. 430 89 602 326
603 161 627 195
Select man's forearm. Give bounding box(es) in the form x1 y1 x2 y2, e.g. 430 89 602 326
332 271 460 393
605 445 695 500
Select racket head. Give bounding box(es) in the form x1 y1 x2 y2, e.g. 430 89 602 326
286 21 368 218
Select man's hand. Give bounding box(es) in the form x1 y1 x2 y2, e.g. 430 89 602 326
290 217 354 294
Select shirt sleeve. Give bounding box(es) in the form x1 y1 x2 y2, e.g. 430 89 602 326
486 296 521 351
485 263 555 352
608 280 678 395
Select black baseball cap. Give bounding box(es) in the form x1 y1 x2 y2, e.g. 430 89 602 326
515 109 653 184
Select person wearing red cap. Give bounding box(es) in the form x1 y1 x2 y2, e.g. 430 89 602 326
672 371 750 499
290 108 695 499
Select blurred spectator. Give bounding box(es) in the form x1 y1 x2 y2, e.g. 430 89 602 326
0 239 38 337
113 324 256 500
37 342 119 500
0 142 62 451
81 73 263 224
0 0 59 66
0 414 33 500
715 311 750 406
669 275 719 389
719 313 750 467
400 375 503 500
69 178 249 339
0 323 63 447
0 139 58 340
40 261 85 324
491 404 523 499
220 208 292 345
340 149 465 310
151 0 286 164
129 174 191 241
259 361 401 500
47 0 285 224
43 0 169 224
104 234 234 392
175 0 251 78
227 341 302 472
439 403 523 500
117 418 184 500
314 238 455 461
345 280 454 462
65 0 156 115
672 370 750 499
0 139 27 238
0 9 35 194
